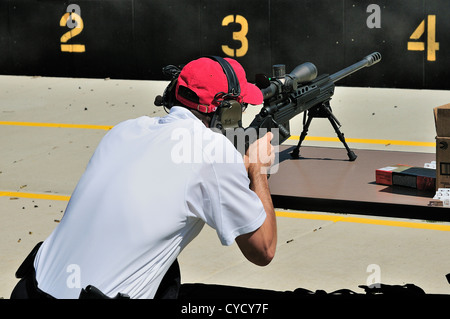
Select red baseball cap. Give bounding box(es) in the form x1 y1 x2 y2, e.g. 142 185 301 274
175 57 263 113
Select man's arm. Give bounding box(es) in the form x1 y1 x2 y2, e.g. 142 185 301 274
236 133 277 266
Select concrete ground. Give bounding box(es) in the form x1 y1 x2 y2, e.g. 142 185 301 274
1 75 450 298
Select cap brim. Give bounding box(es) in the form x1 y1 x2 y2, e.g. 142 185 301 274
242 82 263 105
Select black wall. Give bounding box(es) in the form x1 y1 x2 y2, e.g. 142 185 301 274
1 0 449 89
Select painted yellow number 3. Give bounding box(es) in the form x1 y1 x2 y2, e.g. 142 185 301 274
222 15 248 57
407 15 439 61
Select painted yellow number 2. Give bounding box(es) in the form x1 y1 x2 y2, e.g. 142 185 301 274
222 15 248 57
60 11 86 53
407 15 439 61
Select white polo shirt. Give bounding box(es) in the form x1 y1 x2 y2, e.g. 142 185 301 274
34 107 266 299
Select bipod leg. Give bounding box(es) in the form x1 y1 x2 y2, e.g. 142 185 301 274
291 112 313 159
326 112 357 161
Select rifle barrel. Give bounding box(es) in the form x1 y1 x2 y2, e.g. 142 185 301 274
329 52 381 83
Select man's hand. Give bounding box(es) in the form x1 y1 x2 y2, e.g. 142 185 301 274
244 132 275 175
237 132 277 266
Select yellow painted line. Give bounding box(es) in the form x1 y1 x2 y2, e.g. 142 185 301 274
2 191 448 231
0 191 70 201
276 210 344 223
275 211 450 232
0 122 436 147
0 121 113 130
288 135 436 147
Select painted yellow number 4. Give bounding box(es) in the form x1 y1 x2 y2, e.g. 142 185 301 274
407 15 439 61
222 15 248 57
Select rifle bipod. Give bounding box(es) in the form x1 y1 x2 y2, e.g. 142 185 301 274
290 102 357 161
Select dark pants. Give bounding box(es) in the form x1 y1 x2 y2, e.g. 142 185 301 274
154 259 181 299
10 242 181 299
10 267 55 299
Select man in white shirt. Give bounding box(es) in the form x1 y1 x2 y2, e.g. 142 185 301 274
11 57 277 299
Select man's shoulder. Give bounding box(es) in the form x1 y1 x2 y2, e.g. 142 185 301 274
110 116 152 130
202 130 244 166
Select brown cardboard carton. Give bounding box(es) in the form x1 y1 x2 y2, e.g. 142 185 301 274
436 137 450 189
434 103 450 190
434 104 450 137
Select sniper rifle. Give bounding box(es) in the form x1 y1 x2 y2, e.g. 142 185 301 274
249 52 382 161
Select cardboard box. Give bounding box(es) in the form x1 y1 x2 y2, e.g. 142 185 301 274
392 166 436 191
436 137 450 189
375 165 411 185
434 104 450 137
376 165 436 191
434 104 450 189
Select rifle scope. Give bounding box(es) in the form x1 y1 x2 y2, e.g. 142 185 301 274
261 62 317 100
